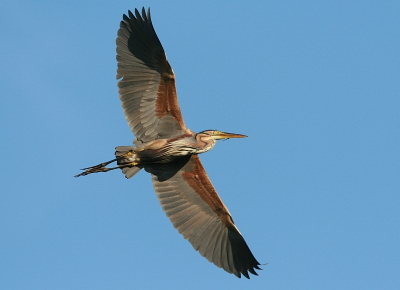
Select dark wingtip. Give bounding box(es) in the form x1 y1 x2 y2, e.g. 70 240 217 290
147 7 151 20
141 7 146 20
134 8 140 19
128 10 134 19
248 267 258 276
124 7 151 23
242 271 250 279
228 229 261 278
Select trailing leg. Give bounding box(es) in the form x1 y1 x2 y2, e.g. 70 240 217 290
74 159 117 177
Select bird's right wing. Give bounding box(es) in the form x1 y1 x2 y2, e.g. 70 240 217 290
117 8 189 144
144 155 260 278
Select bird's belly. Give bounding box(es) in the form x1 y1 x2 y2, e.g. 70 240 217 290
137 146 195 164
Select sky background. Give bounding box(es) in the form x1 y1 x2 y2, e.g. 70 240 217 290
1 1 399 289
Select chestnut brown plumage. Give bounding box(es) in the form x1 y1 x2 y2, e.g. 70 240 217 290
76 7 261 278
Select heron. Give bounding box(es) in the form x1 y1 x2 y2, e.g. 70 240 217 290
76 7 261 278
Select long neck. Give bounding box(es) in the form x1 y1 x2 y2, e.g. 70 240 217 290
194 134 217 154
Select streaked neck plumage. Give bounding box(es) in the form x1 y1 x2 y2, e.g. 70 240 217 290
193 133 217 154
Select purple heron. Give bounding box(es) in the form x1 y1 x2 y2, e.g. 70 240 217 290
76 7 261 278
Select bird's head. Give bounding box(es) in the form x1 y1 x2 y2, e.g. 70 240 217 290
198 130 247 141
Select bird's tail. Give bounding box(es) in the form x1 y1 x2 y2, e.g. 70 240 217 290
115 146 142 179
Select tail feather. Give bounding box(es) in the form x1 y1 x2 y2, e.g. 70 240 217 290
115 146 137 157
122 166 141 179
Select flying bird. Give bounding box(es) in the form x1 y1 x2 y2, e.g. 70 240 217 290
76 7 260 278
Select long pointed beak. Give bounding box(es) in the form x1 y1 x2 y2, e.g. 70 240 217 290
215 132 247 139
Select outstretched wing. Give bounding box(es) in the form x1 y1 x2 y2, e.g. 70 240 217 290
144 155 261 278
117 8 189 144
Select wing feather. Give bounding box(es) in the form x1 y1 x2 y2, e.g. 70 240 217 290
117 8 189 144
200 223 221 263
145 155 260 278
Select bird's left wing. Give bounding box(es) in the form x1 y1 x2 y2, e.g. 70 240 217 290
144 155 260 278
117 8 189 144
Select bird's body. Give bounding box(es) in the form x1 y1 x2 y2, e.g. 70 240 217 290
118 133 210 165
78 130 246 176
76 8 261 278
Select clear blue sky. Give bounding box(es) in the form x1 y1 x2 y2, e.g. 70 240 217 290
1 1 399 289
